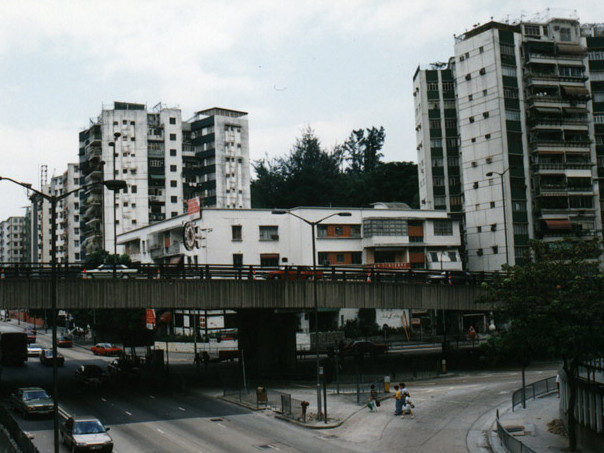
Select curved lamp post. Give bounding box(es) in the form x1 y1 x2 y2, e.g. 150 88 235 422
272 210 351 423
0 175 126 453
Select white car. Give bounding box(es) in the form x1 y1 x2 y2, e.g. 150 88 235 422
81 264 138 279
27 343 43 357
60 416 113 452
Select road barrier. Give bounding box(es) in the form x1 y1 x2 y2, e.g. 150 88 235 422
512 376 557 411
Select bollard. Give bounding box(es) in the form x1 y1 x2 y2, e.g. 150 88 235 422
384 376 391 393
441 359 447 374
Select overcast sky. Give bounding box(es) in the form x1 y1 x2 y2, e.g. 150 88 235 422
0 1 601 220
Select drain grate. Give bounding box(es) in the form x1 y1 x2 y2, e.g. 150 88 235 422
210 418 224 422
255 444 278 450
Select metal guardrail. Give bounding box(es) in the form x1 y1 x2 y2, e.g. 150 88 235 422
0 405 39 453
512 376 557 411
0 262 493 285
496 411 538 453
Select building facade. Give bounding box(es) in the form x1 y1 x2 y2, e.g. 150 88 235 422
119 203 463 271
415 14 604 272
0 216 26 263
78 102 251 261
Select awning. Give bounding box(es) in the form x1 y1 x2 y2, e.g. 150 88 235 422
533 107 561 114
260 253 279 259
544 219 572 230
169 255 183 265
557 43 587 55
564 107 588 114
562 85 589 96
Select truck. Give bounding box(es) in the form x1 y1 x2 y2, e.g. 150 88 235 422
0 332 28 365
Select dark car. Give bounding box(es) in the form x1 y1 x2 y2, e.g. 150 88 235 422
40 349 65 366
10 387 53 418
344 340 388 357
60 415 113 452
75 364 108 387
107 358 141 380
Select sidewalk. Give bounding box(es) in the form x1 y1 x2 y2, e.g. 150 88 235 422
488 392 568 453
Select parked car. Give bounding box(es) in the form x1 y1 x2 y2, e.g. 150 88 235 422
75 364 108 387
343 340 388 357
266 266 323 281
57 336 73 348
40 348 65 366
60 415 113 452
91 343 122 357
107 358 141 380
82 264 138 279
10 387 53 418
27 343 43 357
24 328 37 344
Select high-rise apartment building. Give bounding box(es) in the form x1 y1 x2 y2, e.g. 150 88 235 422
0 216 26 263
78 102 251 260
415 14 603 272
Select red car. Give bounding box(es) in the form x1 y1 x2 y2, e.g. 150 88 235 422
267 267 323 281
91 343 122 357
57 336 72 348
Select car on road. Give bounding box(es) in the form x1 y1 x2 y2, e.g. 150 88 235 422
266 266 323 281
81 263 138 279
27 343 43 357
60 415 113 452
75 364 108 387
40 348 65 366
10 387 53 418
57 335 73 347
107 358 141 380
343 340 388 357
24 328 37 344
91 343 122 357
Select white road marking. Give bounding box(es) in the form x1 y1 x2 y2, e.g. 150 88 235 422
217 423 227 429
101 398 107 402
157 428 165 434
149 395 156 399
125 411 132 416
178 407 186 411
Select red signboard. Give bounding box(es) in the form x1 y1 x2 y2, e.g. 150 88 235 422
187 197 200 215
145 309 156 330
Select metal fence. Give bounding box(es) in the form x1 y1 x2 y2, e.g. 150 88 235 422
495 411 538 453
0 405 39 453
512 376 557 411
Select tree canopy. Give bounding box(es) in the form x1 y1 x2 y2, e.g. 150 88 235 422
251 126 418 209
481 239 604 451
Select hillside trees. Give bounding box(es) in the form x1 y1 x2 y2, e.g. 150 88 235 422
251 126 418 208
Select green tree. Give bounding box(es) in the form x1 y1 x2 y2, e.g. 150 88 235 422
481 239 604 451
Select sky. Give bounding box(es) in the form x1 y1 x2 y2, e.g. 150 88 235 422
0 0 602 220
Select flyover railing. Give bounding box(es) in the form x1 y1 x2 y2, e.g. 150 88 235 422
512 376 557 411
0 262 494 285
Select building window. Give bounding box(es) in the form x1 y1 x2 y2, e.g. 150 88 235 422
479 67 486 75
485 134 491 139
465 73 472 80
171 196 177 203
259 226 279 241
491 224 497 231
429 119 441 129
483 89 488 96
477 226 482 233
512 201 527 212
492 246 499 254
170 180 177 188
490 201 496 208
432 157 444 167
430 138 443 148
363 218 407 237
433 176 445 186
170 133 177 141
483 111 489 119
479 46 484 53
232 225 242 241
502 66 517 77
169 117 176 125
170 165 177 172
506 110 521 121
471 137 476 143
468 94 473 101
171 212 177 218
170 149 177 156
131 185 137 194
233 253 243 267
433 220 453 236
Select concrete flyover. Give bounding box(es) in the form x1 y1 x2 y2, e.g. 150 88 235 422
0 279 487 311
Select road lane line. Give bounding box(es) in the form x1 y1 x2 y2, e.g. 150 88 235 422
157 428 165 434
178 407 186 411
125 411 132 416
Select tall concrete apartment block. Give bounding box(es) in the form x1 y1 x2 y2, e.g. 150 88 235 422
0 217 26 263
78 102 251 259
416 15 604 272
413 65 463 214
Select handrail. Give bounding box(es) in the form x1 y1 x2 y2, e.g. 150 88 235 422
512 376 557 411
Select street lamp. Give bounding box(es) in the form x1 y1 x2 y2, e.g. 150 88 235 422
272 209 352 422
0 175 126 453
109 132 121 278
486 169 510 267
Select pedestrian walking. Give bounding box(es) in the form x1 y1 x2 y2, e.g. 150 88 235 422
368 384 379 412
202 351 210 369
401 392 415 419
393 385 403 415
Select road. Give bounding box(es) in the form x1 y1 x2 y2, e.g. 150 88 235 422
1 322 558 452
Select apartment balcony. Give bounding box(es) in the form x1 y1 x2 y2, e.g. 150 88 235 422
149 241 182 259
86 146 102 161
527 95 588 109
149 195 165 203
531 140 591 153
532 162 593 174
84 169 103 185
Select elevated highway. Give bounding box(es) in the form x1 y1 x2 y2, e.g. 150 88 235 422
0 263 488 311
